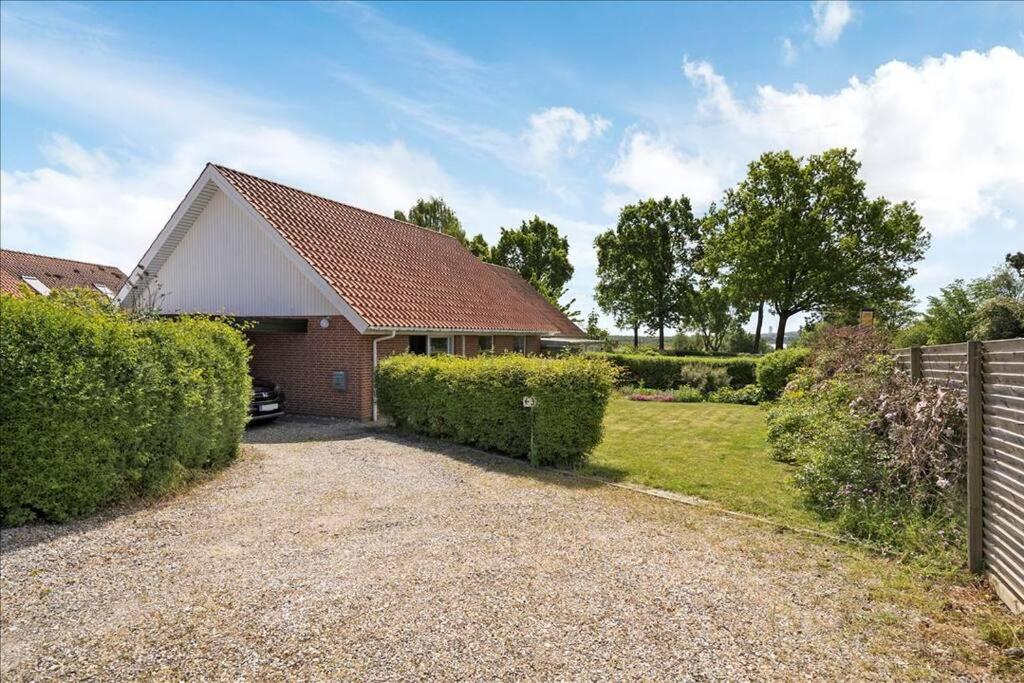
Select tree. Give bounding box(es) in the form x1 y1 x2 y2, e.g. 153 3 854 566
394 197 467 243
491 216 577 318
584 311 612 349
704 149 930 349
467 233 491 260
594 229 644 348
923 280 976 344
682 279 746 353
1006 251 1024 278
491 216 573 293
972 297 1024 341
701 207 768 352
595 197 700 350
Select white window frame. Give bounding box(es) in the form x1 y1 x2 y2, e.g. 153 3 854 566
427 336 452 356
514 335 527 354
21 276 50 295
478 335 494 353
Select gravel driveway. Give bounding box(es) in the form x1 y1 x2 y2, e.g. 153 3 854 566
0 418 992 680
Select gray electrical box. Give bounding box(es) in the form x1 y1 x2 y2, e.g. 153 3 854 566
332 371 347 392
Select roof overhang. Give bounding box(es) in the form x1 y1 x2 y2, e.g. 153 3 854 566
540 337 601 346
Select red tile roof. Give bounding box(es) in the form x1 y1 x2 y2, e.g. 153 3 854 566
214 165 585 336
0 249 127 298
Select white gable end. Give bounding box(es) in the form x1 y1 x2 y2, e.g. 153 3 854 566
153 188 338 317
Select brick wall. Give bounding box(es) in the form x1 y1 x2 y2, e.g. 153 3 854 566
492 335 540 354
247 316 375 420
247 324 545 420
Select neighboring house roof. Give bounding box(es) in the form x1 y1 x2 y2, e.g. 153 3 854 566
0 249 127 297
208 165 586 336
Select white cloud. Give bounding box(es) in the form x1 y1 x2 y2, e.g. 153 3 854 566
604 131 721 212
781 37 798 66
522 107 611 168
669 48 1024 236
811 0 853 46
0 14 453 273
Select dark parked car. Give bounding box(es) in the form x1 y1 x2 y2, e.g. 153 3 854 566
249 377 284 422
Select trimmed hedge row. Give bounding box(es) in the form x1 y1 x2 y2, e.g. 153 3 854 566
0 291 251 526
585 352 756 390
376 353 616 466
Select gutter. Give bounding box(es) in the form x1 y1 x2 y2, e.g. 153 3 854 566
371 329 398 422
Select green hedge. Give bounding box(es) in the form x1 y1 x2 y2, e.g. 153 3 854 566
756 347 811 398
376 354 616 466
0 291 251 526
585 352 756 390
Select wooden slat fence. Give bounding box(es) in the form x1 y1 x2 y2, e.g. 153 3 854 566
895 337 1024 614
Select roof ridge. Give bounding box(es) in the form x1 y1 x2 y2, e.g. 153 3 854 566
211 163 463 243
0 248 125 273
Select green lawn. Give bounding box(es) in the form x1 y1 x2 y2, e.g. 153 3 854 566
582 397 829 531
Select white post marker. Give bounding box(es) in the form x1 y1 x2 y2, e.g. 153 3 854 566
523 396 536 461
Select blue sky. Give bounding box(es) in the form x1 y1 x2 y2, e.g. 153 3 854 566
2 1 1022 333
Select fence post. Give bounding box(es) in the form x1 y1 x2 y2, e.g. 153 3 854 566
909 346 922 382
967 340 984 574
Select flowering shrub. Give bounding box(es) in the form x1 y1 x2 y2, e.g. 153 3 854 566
766 326 967 562
806 325 891 379
860 360 967 507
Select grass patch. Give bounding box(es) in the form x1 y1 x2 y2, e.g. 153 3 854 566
582 397 828 531
582 397 1021 679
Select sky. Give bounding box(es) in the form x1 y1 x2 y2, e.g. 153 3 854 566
1 0 1022 334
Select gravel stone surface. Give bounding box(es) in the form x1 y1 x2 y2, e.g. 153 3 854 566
0 417 964 680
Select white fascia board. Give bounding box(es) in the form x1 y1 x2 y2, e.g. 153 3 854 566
116 165 217 305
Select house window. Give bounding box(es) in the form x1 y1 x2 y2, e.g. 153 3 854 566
409 335 427 355
428 337 450 355
20 276 50 295
478 336 493 353
514 335 527 354
94 283 115 299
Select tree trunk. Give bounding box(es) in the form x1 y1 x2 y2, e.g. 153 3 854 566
775 311 790 350
658 322 665 351
752 301 764 353
632 323 639 350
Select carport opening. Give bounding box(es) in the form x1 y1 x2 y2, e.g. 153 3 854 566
236 317 309 334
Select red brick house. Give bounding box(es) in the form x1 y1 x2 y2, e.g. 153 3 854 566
0 249 127 298
118 164 587 420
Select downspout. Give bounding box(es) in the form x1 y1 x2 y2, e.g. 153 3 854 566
372 329 398 422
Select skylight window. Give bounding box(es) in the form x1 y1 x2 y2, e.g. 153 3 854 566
94 283 115 299
21 276 50 295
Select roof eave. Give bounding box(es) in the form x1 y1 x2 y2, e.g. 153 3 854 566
363 326 561 336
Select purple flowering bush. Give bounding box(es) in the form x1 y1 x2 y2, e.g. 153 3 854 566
767 327 968 564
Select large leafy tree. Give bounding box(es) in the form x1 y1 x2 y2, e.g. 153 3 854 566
594 229 645 348
491 216 578 318
595 197 700 350
704 149 929 349
394 197 467 243
491 216 573 293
